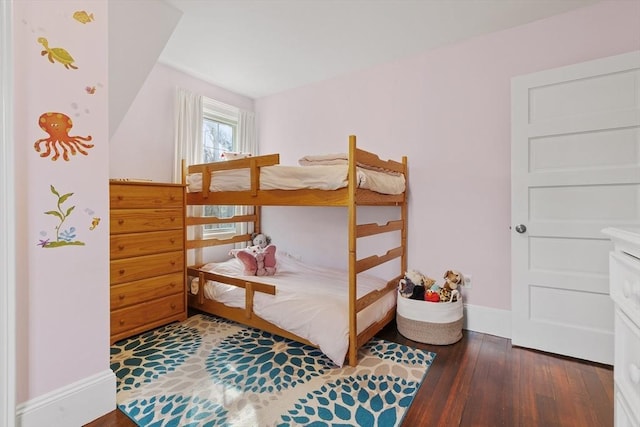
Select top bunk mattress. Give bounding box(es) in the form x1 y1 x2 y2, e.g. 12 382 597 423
186 164 406 195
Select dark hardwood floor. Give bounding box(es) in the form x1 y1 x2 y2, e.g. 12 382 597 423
86 320 614 427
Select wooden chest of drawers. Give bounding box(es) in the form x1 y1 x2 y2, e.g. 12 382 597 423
109 181 187 343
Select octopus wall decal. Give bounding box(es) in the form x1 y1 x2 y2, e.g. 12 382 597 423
34 112 93 161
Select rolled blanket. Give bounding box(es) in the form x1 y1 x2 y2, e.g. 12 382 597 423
298 153 347 166
299 152 402 177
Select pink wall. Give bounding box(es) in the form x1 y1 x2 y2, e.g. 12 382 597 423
110 63 254 182
255 1 640 310
14 0 109 403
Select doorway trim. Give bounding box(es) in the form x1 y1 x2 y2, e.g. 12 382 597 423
1 0 16 426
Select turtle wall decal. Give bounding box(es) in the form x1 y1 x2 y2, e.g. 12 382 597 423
37 37 78 70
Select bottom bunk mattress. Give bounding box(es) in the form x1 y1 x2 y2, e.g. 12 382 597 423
189 253 397 366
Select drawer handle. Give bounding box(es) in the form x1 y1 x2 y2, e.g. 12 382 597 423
119 319 125 325
117 196 123 201
170 195 176 201
170 238 175 244
118 244 125 251
631 363 640 384
169 217 176 222
118 294 125 300
170 260 176 265
118 219 124 225
119 269 125 275
169 282 176 288
170 303 176 309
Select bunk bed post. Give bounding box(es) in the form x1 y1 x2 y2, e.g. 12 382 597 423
255 205 262 235
401 156 408 275
202 165 211 199
347 135 358 366
181 159 188 309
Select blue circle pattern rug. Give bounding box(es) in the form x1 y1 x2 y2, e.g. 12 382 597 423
110 314 436 427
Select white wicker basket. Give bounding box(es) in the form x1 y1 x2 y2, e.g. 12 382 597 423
396 290 463 345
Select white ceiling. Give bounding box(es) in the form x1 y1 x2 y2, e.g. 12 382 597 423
159 0 600 99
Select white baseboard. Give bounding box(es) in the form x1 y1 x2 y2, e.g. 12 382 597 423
16 369 116 427
463 303 512 339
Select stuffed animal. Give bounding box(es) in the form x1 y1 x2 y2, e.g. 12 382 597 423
398 269 421 299
425 289 440 302
250 232 270 249
229 233 277 276
398 270 436 300
228 233 271 255
439 269 464 302
443 269 464 290
235 245 276 276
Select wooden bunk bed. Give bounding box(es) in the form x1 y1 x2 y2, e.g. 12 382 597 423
182 135 408 366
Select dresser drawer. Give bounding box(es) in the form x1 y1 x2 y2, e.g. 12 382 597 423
110 293 185 336
110 251 184 285
110 272 184 310
110 183 183 209
110 209 183 234
111 229 183 259
610 251 640 326
614 308 640 423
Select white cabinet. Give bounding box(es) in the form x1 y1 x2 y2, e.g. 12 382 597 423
603 228 640 427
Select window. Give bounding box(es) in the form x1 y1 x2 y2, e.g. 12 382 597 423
203 118 234 163
202 98 240 236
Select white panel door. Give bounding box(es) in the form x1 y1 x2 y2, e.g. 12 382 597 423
512 51 640 365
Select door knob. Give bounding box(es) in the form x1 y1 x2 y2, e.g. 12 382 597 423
515 224 527 234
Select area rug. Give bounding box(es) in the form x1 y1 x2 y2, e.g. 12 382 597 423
110 314 435 427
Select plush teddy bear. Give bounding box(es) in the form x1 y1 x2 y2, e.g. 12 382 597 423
250 232 270 249
229 233 277 276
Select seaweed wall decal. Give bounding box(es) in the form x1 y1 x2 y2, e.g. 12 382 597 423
41 185 85 247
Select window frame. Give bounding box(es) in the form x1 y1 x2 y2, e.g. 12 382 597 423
201 98 240 239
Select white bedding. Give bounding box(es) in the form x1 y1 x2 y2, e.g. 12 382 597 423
186 164 405 195
189 253 397 366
